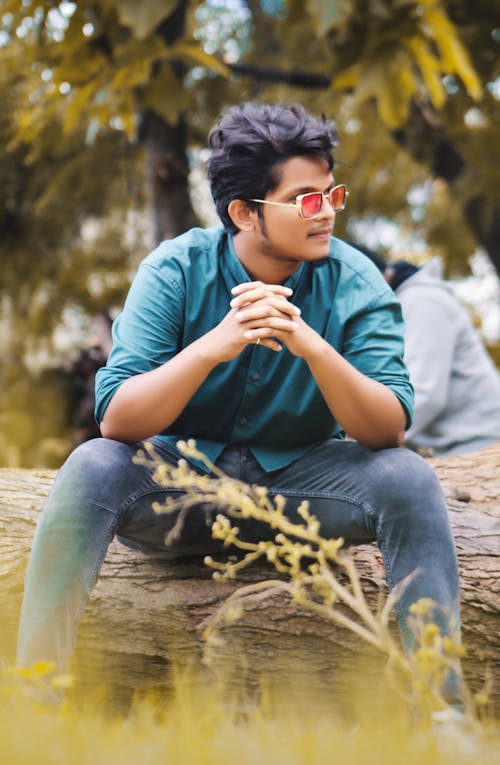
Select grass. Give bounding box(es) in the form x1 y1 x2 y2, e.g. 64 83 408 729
0 656 500 765
1 663 499 765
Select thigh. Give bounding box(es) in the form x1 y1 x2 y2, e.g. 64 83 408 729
214 441 378 544
116 437 226 557
265 440 379 542
252 440 444 545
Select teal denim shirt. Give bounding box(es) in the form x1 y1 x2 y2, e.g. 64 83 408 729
95 228 413 472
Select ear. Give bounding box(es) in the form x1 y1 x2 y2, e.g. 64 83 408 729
227 199 257 232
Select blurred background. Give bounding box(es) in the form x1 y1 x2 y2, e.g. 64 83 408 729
1 0 498 468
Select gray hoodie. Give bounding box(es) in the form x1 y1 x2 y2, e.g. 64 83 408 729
396 258 500 455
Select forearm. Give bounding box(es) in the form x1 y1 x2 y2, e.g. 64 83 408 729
101 282 298 443
100 336 218 443
305 337 406 449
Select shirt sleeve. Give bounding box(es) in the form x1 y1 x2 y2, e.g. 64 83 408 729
94 259 185 424
341 292 415 428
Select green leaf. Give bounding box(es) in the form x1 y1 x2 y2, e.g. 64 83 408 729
307 0 352 38
116 0 178 40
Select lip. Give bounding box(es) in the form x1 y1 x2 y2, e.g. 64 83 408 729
308 228 333 239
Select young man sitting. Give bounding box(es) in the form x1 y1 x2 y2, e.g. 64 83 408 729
18 103 460 704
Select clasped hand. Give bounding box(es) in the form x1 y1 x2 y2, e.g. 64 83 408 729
206 281 320 363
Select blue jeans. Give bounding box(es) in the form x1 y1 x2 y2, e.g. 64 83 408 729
17 437 460 686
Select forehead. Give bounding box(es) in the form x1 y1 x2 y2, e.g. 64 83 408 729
271 156 334 197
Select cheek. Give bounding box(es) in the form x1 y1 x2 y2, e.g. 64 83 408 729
278 221 306 240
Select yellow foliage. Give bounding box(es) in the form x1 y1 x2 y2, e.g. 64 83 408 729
420 2 482 100
332 46 417 129
328 1 483 128
307 0 352 38
377 62 417 128
139 64 191 126
407 36 446 108
116 0 179 41
331 63 361 91
168 42 231 79
1 665 498 765
63 81 101 135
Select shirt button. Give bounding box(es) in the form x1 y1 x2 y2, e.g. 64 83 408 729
239 417 248 426
251 372 260 381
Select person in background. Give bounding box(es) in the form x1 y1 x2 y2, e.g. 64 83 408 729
64 312 113 445
357 245 500 456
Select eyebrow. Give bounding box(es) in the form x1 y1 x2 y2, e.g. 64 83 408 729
284 180 336 198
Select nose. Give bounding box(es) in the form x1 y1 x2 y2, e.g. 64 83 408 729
318 193 335 219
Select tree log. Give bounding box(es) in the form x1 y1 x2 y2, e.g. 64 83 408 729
0 444 498 711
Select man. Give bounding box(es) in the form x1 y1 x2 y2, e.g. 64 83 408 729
362 249 500 456
17 104 460 701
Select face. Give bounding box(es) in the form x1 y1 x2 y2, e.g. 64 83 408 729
251 156 337 267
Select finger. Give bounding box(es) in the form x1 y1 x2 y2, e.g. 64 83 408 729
231 281 293 296
256 338 282 352
230 282 293 306
248 335 282 352
243 320 298 340
235 302 300 322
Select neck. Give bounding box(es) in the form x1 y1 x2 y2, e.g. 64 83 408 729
232 231 300 284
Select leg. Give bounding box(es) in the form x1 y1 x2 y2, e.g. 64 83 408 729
17 437 221 673
217 442 461 705
217 442 460 651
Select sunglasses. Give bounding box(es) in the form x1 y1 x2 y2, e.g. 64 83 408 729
250 184 348 219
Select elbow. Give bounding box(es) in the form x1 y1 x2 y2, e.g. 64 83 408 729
99 418 113 440
373 431 405 450
99 411 157 444
99 417 122 442
359 427 406 451
99 415 130 443
394 428 406 447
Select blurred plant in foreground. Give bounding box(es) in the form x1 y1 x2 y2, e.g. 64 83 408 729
1 661 497 765
134 439 492 727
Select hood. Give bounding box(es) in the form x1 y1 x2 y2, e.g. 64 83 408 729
395 257 454 295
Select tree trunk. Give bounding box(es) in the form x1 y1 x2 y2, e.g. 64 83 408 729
141 0 198 245
143 110 198 245
0 444 498 711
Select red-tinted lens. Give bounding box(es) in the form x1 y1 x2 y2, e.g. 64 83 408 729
300 192 323 218
329 185 346 211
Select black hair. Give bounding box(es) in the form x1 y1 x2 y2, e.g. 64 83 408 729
206 102 338 234
387 260 420 289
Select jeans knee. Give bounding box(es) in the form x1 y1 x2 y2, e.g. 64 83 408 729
54 437 139 506
371 448 445 519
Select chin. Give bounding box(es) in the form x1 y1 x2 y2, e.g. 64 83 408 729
303 246 331 261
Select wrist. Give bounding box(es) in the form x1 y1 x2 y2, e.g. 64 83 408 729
302 333 329 365
192 333 224 369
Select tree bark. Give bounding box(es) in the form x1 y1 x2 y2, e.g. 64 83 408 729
141 0 198 245
142 110 198 245
0 443 498 711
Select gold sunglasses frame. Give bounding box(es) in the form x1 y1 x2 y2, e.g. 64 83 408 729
249 184 348 219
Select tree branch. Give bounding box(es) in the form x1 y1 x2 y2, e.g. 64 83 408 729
227 62 331 89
